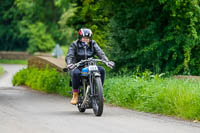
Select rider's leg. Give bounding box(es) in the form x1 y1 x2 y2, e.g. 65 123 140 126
97 66 105 85
70 68 81 105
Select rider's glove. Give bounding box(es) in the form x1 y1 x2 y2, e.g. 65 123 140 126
106 61 115 68
67 64 75 70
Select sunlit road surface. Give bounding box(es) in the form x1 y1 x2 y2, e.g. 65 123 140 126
0 64 200 133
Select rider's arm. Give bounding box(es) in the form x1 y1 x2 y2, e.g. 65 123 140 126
65 42 76 65
92 41 109 62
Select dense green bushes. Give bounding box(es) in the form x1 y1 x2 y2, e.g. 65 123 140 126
0 0 75 53
107 0 200 75
2 0 200 74
12 67 72 97
69 0 200 75
13 67 200 120
0 0 29 51
68 0 111 48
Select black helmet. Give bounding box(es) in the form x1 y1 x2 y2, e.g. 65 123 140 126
78 28 92 40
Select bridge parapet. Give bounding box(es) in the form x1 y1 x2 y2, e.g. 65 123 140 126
28 56 66 72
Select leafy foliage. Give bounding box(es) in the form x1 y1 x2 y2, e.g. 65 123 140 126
108 0 200 75
69 0 200 75
0 0 74 53
68 0 112 47
26 22 55 53
2 0 200 74
12 67 72 96
0 0 28 51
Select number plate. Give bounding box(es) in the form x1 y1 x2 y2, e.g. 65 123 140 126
88 65 98 71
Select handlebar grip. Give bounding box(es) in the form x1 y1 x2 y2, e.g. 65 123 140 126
63 68 69 72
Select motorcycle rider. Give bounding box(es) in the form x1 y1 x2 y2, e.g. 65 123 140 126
65 28 114 105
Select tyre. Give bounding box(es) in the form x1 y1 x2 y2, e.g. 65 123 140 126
77 92 86 113
78 106 86 112
92 77 104 116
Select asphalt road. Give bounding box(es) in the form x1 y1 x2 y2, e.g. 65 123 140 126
0 64 200 133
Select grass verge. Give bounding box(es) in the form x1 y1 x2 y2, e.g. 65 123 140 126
104 76 200 120
12 67 200 121
0 59 27 64
0 65 4 76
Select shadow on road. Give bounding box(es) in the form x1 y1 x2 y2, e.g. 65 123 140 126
39 110 94 117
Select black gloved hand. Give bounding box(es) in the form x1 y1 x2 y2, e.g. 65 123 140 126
106 61 115 68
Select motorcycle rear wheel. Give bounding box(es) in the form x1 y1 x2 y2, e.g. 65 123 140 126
77 95 86 113
77 92 86 113
78 106 86 112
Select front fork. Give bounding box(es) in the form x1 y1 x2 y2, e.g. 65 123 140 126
81 72 101 108
89 72 101 97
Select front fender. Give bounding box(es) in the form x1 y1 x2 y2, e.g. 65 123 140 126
93 72 101 77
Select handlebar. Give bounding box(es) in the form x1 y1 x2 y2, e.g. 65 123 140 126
63 58 114 72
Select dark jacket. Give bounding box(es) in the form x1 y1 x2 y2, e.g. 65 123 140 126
65 40 109 65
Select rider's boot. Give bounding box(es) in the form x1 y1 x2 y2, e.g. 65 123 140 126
70 92 78 105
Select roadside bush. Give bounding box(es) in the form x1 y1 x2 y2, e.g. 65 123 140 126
12 67 72 97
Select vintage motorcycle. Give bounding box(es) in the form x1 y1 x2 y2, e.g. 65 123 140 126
63 58 114 116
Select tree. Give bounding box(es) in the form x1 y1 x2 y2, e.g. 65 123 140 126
68 0 113 48
0 0 28 51
108 0 200 75
0 0 73 53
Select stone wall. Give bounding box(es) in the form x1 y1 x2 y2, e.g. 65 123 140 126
28 56 66 72
0 51 31 60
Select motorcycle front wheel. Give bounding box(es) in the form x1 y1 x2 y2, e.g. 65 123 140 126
92 77 104 116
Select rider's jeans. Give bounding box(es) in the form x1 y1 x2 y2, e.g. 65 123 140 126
70 66 105 92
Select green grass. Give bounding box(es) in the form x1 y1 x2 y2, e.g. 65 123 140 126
0 65 4 76
104 76 200 120
12 67 200 121
0 59 27 64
